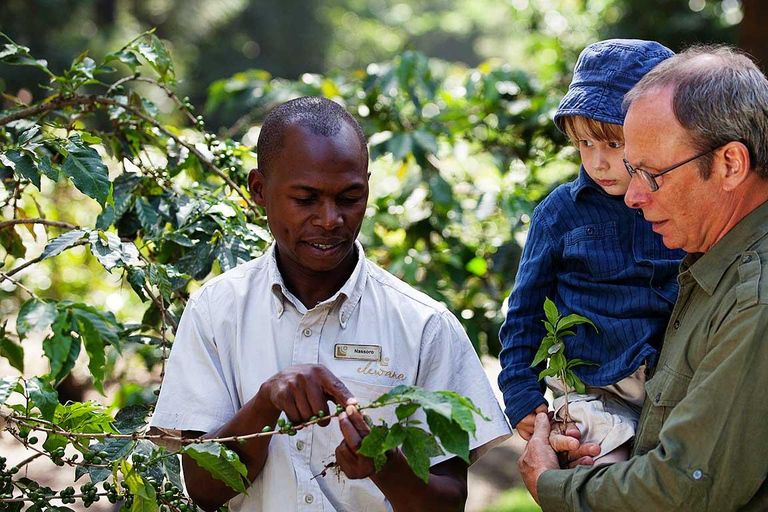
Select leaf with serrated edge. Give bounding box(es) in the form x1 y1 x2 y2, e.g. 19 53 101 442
184 443 248 494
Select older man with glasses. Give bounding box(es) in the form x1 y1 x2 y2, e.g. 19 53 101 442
519 45 768 511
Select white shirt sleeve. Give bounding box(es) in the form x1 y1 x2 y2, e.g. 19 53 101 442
150 291 238 433
416 311 512 465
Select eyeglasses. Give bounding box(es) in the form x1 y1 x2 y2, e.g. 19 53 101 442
623 146 719 192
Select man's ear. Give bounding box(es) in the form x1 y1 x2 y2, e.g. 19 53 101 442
720 141 751 192
248 168 267 207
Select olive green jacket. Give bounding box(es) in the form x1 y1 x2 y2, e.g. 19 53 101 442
538 199 768 511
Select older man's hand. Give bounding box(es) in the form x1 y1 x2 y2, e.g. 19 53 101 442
549 420 601 468
519 413 561 503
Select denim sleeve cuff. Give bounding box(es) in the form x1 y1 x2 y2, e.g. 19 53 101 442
537 469 571 511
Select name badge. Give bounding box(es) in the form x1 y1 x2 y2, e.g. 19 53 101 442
334 344 381 361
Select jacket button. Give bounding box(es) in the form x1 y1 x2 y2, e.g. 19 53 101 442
742 254 753 264
586 227 596 235
673 320 680 330
692 469 703 480
654 393 661 403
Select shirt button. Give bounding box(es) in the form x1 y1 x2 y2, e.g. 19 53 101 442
654 393 661 403
296 440 305 451
303 328 312 337
673 320 680 330
305 494 314 504
637 210 643 216
692 469 703 480
742 254 753 263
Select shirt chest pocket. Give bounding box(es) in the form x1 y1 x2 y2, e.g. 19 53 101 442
564 221 626 279
633 366 691 456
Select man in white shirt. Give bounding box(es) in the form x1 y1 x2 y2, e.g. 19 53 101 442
151 96 511 511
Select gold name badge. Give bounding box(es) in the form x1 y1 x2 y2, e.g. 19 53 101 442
334 344 382 361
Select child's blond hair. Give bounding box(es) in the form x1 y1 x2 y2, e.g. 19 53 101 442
560 115 624 147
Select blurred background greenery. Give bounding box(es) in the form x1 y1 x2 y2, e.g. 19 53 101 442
0 2 762 510
1 0 755 357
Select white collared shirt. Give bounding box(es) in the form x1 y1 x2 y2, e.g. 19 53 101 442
151 242 511 512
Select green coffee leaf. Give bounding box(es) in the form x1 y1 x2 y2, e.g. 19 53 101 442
61 135 111 206
383 423 407 451
26 377 58 421
136 34 174 82
43 311 80 384
75 314 107 393
413 129 439 155
402 427 444 484
543 297 559 326
37 155 58 181
536 367 558 381
16 298 57 336
357 425 390 472
3 149 40 188
0 376 21 405
426 410 469 463
395 402 419 421
183 443 249 494
558 313 597 332
121 461 158 512
0 335 24 372
40 229 88 260
135 197 159 234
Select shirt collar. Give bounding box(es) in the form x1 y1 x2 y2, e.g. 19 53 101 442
570 165 611 201
268 241 368 326
686 198 768 295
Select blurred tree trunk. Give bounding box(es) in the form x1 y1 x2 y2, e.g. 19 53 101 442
740 0 768 73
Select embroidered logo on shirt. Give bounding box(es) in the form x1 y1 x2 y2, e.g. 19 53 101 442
356 358 406 381
334 344 381 361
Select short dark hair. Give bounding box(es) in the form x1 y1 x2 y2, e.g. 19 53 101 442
256 96 369 173
623 45 768 179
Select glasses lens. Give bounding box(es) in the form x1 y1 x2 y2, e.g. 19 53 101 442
639 170 659 192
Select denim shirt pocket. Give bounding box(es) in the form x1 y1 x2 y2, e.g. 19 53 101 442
633 366 691 456
564 221 625 278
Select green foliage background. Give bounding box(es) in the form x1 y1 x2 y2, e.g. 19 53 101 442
0 2 745 510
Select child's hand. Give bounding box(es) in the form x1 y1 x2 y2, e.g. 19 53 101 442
515 405 548 441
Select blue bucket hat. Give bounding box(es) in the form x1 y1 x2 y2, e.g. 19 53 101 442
554 39 674 133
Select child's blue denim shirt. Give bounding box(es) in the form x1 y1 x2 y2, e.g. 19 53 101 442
498 167 685 428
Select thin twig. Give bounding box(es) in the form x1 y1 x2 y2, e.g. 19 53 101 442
0 492 110 504
2 399 403 446
0 271 37 297
11 451 45 469
5 239 89 277
0 218 78 231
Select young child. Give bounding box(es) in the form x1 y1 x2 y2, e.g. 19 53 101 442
498 39 685 463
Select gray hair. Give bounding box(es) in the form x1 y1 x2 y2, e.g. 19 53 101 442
623 45 768 179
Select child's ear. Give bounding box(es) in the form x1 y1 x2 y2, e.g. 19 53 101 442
248 168 267 206
720 142 751 192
